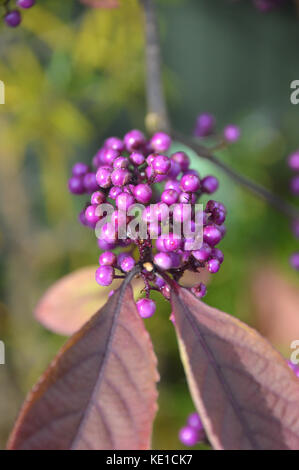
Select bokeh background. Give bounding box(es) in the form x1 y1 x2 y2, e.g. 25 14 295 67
1 0 299 450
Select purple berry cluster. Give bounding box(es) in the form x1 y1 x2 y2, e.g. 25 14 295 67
179 412 205 447
287 150 299 271
69 130 227 318
194 112 241 144
2 0 35 28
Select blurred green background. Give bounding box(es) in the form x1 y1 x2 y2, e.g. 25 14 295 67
0 0 299 450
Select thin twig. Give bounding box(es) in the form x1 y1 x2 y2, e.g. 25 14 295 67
175 132 299 221
140 0 170 134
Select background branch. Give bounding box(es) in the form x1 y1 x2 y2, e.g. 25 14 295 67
140 0 170 134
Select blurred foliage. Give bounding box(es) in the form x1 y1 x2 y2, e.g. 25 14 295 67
0 0 299 450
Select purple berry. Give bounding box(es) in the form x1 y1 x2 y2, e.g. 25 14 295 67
91 190 106 205
120 255 135 272
288 151 299 171
83 172 99 193
68 176 85 195
179 192 196 204
191 283 207 299
290 252 299 271
187 412 204 431
154 252 173 270
85 205 100 226
152 155 171 175
150 132 172 152
105 136 124 153
290 175 299 195
130 152 145 166
179 425 199 447
163 234 181 252
5 10 22 27
171 152 190 172
16 0 35 8
168 160 181 179
136 298 156 318
109 186 122 200
192 244 212 262
99 251 116 266
134 184 152 203
102 148 119 166
111 168 131 187
201 175 219 194
95 266 114 286
223 124 241 143
207 258 221 273
165 179 181 193
113 156 129 170
161 189 179 205
124 129 146 152
203 225 222 246
96 166 112 188
194 113 215 137
116 192 135 211
72 162 89 177
180 174 201 192
211 247 224 264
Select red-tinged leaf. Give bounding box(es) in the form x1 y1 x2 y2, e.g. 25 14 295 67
79 0 119 8
251 265 299 350
171 287 299 450
8 278 159 450
35 266 143 336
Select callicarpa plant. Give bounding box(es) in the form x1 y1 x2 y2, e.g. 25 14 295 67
6 0 299 451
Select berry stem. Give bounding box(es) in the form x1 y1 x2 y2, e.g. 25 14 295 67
140 0 170 134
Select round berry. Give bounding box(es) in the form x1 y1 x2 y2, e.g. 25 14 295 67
154 252 173 270
150 132 172 152
168 160 181 179
203 225 222 246
99 251 116 266
194 113 215 137
109 186 122 200
211 247 224 264
187 412 204 431
130 152 145 166
133 183 152 204
180 174 201 192
171 152 190 172
201 175 219 194
163 234 181 252
136 298 156 319
116 192 135 211
191 283 207 299
165 179 181 193
207 258 221 273
179 425 199 447
192 244 212 262
84 172 99 193
68 176 85 195
111 168 131 187
72 162 89 177
113 156 129 170
17 0 35 8
161 189 179 205
124 129 146 152
102 148 119 166
105 136 124 153
152 155 171 175
5 10 22 27
120 255 135 272
224 124 240 142
85 205 100 226
91 190 106 205
288 151 299 171
290 252 299 271
95 266 114 286
96 166 113 188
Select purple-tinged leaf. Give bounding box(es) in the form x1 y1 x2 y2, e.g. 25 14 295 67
8 277 159 450
171 287 299 450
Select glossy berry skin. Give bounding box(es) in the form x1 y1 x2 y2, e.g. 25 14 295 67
290 252 299 271
223 124 240 142
17 0 35 7
134 184 152 203
5 10 22 27
171 152 190 172
192 244 212 262
179 426 199 447
201 175 219 194
152 155 171 175
187 412 204 431
91 190 106 205
96 167 112 188
136 298 156 319
161 189 179 205
165 179 181 194
163 234 181 252
116 192 135 211
124 129 145 152
113 156 129 170
203 225 222 246
102 148 119 166
154 252 173 270
191 283 207 298
194 113 215 137
288 151 299 171
211 247 224 264
85 205 100 226
105 137 124 153
180 174 200 192
83 173 99 193
68 176 85 195
150 132 172 153
72 162 89 177
95 266 114 286
207 258 221 273
99 251 116 266
111 169 131 187
109 186 122 200
120 256 135 272
290 175 299 195
130 152 145 166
